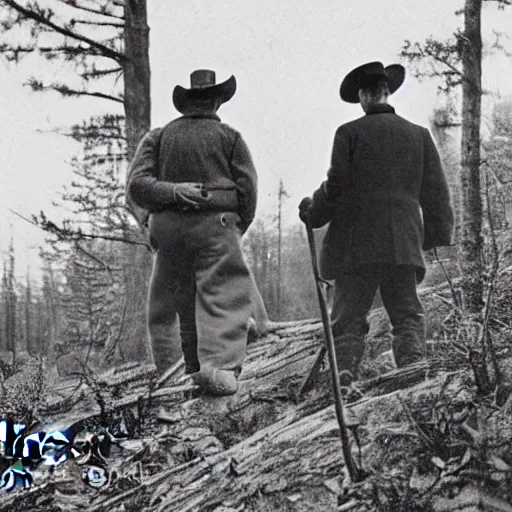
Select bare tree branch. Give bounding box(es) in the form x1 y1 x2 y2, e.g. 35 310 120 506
3 0 126 62
79 66 123 79
483 0 511 6
63 131 126 142
38 44 98 56
488 30 512 58
57 0 124 20
401 32 486 93
0 43 36 61
70 19 124 28
74 242 113 272
428 52 464 80
8 209 151 250
25 79 124 103
56 87 124 103
402 38 464 78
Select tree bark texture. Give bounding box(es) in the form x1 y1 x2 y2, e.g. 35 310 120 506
459 0 484 313
124 0 151 162
121 0 153 362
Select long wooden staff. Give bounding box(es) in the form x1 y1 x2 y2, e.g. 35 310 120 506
303 220 362 483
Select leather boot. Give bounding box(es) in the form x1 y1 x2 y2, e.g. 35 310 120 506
334 334 366 385
392 332 425 368
180 329 200 374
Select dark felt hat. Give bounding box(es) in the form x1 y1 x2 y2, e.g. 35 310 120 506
339 61 405 103
173 70 237 113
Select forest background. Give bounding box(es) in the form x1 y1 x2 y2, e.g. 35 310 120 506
0 0 511 374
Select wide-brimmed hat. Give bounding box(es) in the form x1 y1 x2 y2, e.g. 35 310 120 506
173 70 237 113
340 61 405 103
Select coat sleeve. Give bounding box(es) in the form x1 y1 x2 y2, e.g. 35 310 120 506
419 128 455 250
126 128 178 213
308 125 353 227
307 181 336 228
230 134 258 233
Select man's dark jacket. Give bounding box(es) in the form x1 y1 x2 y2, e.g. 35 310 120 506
127 112 258 233
308 104 454 282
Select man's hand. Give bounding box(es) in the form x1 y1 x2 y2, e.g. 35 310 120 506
299 197 313 224
172 183 205 207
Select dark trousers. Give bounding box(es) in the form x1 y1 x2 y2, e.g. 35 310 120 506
331 264 425 372
147 210 253 375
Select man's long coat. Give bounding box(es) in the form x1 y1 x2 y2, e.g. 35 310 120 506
308 104 454 282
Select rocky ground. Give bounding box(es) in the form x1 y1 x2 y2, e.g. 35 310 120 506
1 268 512 512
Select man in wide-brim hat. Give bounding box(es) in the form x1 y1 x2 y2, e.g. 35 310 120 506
126 70 260 395
299 61 454 386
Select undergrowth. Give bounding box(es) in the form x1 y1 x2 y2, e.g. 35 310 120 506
0 356 48 425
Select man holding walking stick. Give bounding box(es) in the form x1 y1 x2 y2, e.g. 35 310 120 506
299 61 454 387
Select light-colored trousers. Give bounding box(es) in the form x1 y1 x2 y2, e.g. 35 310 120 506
147 210 253 374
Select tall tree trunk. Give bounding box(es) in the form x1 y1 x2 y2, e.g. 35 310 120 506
459 0 492 394
7 242 17 365
7 287 17 365
45 265 57 359
459 0 484 313
35 299 45 356
24 277 32 355
277 180 283 320
124 0 151 161
1 267 7 353
0 299 4 354
121 0 154 363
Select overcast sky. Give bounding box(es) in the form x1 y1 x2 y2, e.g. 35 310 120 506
0 0 511 279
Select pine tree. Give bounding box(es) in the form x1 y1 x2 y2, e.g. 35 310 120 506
400 1 512 307
24 271 34 356
400 0 511 393
1 0 153 363
4 239 18 365
429 105 462 244
1 263 8 354
484 98 512 229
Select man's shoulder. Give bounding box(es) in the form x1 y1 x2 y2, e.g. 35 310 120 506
143 126 162 138
338 111 427 131
393 114 428 133
166 116 241 138
365 112 430 138
335 112 400 133
332 112 431 148
142 124 168 142
333 116 365 139
159 118 182 132
337 116 365 131
216 120 242 139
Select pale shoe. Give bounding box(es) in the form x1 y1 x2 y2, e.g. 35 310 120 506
191 365 238 396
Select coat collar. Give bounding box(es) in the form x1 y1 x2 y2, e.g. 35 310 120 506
181 111 221 121
365 103 395 115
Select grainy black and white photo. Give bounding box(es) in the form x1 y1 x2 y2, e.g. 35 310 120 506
0 0 511 510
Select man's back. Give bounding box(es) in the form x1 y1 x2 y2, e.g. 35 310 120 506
328 107 433 269
300 60 454 380
333 110 427 200
159 114 240 189
126 69 261 396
